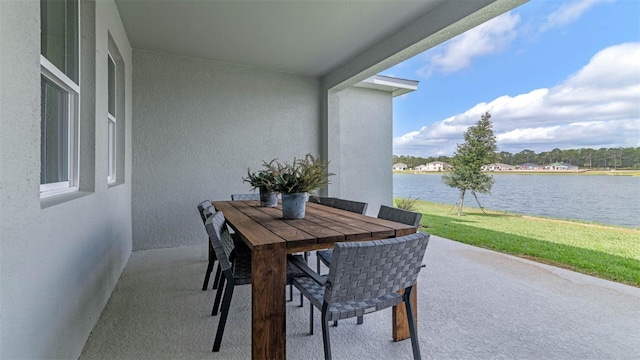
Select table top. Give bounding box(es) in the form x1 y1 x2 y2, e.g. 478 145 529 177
211 200 417 253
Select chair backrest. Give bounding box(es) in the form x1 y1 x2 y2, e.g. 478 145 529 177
197 200 212 223
310 196 368 215
231 193 260 201
377 205 422 227
202 205 216 220
204 211 236 272
331 198 368 215
308 196 335 207
324 232 430 304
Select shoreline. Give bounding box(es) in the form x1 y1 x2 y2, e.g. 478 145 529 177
393 169 640 176
401 198 639 230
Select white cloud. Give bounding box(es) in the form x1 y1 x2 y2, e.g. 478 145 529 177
418 12 520 77
563 42 640 89
394 43 640 156
540 0 608 32
494 119 639 153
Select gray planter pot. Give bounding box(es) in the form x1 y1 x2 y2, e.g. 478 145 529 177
281 192 308 219
259 187 278 207
260 188 278 207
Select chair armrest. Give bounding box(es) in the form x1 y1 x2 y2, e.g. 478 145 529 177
287 254 326 285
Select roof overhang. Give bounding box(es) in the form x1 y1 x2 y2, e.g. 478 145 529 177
355 75 419 97
114 0 528 79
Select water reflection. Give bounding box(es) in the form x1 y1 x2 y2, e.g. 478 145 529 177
393 173 640 227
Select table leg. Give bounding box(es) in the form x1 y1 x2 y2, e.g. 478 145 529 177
252 243 287 359
392 285 418 341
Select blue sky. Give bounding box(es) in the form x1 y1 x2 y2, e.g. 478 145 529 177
384 0 640 157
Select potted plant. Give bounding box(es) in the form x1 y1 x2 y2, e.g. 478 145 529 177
266 154 333 219
243 166 278 207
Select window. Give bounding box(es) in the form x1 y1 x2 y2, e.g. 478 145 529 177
107 53 116 183
40 0 79 197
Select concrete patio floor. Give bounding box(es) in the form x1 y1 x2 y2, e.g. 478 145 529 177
80 236 640 359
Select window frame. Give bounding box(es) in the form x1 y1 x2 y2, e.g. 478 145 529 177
107 52 116 184
39 0 81 198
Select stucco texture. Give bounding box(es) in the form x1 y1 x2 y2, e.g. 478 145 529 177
131 51 320 250
0 1 133 358
328 87 393 216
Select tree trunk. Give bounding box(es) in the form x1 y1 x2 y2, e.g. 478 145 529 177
457 189 466 216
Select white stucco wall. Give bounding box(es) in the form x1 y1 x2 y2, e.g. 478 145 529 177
327 87 393 215
0 0 133 358
131 51 320 250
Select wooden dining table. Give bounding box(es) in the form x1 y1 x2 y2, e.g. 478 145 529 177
211 199 419 359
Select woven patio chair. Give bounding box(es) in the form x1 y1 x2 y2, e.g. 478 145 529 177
330 198 368 214
315 203 419 325
204 210 305 352
315 198 368 272
289 232 430 360
198 200 221 291
377 205 423 227
308 196 336 207
230 193 260 201
200 203 252 292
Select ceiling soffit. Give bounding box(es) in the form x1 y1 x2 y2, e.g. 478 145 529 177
114 0 443 77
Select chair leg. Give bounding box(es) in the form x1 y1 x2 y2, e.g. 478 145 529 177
295 253 307 308
212 276 226 316
202 243 217 290
320 253 336 326
321 304 332 360
201 260 214 291
212 278 235 352
357 315 363 324
288 284 293 302
212 264 222 290
404 286 421 360
309 300 314 335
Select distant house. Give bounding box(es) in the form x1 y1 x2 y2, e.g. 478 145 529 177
482 163 515 171
414 161 450 171
544 162 578 171
519 163 540 170
392 163 408 170
424 161 450 171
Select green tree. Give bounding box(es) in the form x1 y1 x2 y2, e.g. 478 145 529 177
564 149 579 165
550 148 562 162
442 112 499 215
622 147 640 168
512 149 534 165
498 151 513 164
580 148 595 168
596 148 608 168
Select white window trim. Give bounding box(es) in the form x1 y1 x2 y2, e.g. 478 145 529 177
39 9 81 198
39 0 80 198
107 52 116 184
107 114 116 184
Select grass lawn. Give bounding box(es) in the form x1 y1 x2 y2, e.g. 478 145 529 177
407 199 640 287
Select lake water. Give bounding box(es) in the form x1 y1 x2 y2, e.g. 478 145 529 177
393 173 640 228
